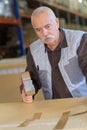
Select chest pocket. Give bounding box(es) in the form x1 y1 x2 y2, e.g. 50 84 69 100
38 70 48 87
64 56 84 85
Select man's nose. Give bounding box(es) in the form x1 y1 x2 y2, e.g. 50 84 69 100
42 28 48 36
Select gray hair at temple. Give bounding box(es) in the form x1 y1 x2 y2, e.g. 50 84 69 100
31 6 56 24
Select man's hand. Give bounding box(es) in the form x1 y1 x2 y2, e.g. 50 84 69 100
21 89 33 103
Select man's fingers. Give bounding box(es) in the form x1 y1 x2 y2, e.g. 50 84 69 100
22 96 33 103
21 90 33 103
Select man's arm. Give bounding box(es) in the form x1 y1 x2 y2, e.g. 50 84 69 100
26 47 41 93
20 47 41 103
77 33 87 82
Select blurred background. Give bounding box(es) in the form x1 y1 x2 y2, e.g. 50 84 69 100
0 0 87 102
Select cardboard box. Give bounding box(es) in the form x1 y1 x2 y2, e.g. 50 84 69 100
0 57 26 102
0 57 44 102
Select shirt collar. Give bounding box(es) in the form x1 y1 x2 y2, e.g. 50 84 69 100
59 28 68 48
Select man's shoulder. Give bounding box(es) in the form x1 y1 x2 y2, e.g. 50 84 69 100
31 39 42 45
30 39 44 53
63 28 85 35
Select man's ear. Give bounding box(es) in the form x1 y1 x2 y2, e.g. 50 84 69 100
56 18 59 27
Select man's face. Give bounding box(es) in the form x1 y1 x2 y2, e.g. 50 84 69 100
32 12 59 46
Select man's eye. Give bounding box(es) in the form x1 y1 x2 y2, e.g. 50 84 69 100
46 25 51 29
35 28 42 32
47 25 50 28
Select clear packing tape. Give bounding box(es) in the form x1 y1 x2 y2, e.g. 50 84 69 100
21 71 35 96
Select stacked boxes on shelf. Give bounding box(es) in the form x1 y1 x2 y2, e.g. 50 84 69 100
0 0 14 18
55 0 79 11
54 0 87 14
81 0 87 14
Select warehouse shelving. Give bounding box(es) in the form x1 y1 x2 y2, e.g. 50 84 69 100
20 13 31 19
13 0 25 56
32 0 87 18
0 13 30 25
0 18 19 25
27 0 87 30
0 0 26 58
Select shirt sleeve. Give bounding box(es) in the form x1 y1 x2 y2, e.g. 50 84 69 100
26 47 41 94
77 33 87 82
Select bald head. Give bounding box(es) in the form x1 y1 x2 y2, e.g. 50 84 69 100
31 6 56 25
